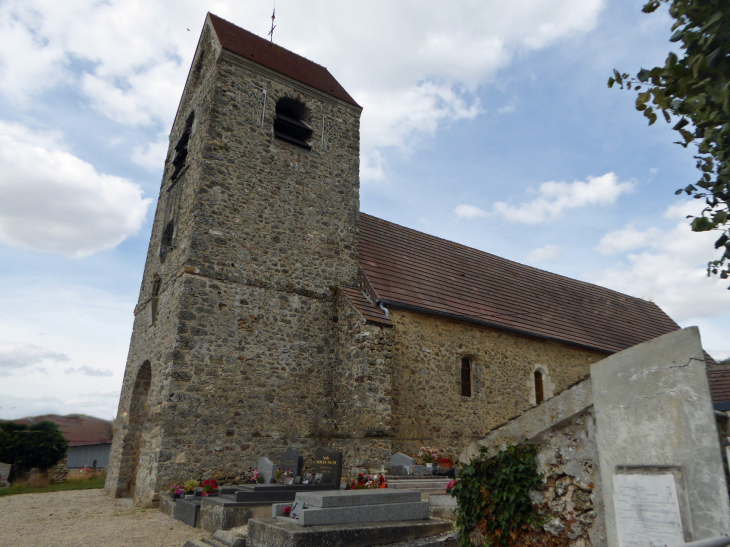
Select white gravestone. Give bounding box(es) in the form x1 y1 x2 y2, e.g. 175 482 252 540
614 473 684 547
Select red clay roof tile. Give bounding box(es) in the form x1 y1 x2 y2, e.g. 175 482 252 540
208 14 360 108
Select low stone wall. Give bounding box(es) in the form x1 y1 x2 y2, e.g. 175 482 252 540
49 455 68 483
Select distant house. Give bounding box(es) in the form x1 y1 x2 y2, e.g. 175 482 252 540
13 414 113 469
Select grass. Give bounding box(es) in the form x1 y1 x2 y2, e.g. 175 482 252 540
0 471 106 497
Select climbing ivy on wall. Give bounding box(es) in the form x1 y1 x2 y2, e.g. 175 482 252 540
452 444 544 547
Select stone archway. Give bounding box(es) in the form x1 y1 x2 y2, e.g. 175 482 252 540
118 360 152 497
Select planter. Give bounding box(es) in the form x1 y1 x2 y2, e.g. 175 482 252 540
172 493 181 500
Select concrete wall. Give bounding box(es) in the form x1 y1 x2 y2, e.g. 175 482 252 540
592 327 730 545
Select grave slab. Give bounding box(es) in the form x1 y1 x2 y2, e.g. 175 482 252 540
278 500 430 527
296 489 421 508
247 517 453 547
199 497 271 532
173 498 201 527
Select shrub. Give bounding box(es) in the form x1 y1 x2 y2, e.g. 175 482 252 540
451 445 543 547
0 421 69 481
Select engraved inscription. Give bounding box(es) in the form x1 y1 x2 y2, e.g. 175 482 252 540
614 473 684 547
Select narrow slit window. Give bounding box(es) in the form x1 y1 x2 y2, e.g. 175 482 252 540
274 97 312 149
171 111 194 180
160 219 175 259
534 370 544 404
461 357 472 397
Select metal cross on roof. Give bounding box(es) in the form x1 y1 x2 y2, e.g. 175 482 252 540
268 8 276 43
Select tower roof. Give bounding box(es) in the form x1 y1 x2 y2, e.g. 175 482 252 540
208 13 360 108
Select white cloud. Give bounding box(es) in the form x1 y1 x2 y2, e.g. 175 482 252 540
493 172 634 224
497 101 516 115
0 121 152 257
0 0 605 179
0 343 69 376
455 204 489 219
131 132 169 171
587 200 730 322
64 365 114 377
527 244 562 262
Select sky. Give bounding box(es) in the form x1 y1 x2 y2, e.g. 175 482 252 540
1 0 728 421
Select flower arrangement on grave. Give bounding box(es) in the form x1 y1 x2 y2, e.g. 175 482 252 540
446 480 455 494
169 484 184 498
201 478 218 495
183 478 199 494
418 446 439 464
247 469 261 484
275 468 283 482
282 505 292 517
282 468 292 482
437 456 454 469
345 473 388 490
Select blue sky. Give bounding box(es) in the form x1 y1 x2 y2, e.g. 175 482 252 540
1 0 728 421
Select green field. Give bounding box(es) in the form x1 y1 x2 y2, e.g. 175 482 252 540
0 474 106 497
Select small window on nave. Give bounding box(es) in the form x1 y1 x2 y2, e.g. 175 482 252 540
534 370 544 404
461 357 472 397
273 97 313 150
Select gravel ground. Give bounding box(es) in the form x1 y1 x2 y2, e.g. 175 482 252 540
0 489 208 547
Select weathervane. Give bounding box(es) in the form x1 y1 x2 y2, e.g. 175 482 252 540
268 8 276 43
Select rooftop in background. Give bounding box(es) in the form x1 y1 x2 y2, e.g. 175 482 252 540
207 13 360 108
11 414 112 447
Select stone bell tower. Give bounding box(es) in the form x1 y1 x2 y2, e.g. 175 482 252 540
105 13 362 505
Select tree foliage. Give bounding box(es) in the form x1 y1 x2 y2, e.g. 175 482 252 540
609 0 730 283
0 421 69 480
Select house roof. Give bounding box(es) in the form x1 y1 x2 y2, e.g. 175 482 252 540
12 414 112 447
207 13 360 108
338 286 393 327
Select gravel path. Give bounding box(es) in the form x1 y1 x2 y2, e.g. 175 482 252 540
0 489 208 547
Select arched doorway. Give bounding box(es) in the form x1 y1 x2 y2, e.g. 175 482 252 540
119 360 152 496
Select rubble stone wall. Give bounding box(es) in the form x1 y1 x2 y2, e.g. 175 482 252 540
390 309 606 459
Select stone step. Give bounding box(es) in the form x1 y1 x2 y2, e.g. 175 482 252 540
246 518 453 547
387 532 458 547
277 501 430 527
212 529 246 547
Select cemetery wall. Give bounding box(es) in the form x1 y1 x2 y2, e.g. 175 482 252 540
389 309 605 459
108 16 364 506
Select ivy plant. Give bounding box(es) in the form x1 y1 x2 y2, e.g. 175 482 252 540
609 0 730 284
451 444 543 547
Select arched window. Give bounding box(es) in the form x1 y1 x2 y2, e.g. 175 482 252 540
274 97 312 149
149 275 160 326
534 370 544 404
461 357 472 397
171 111 194 180
159 219 175 259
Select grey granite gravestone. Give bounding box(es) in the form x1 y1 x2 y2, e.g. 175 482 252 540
258 457 276 484
390 452 415 468
0 462 11 483
411 465 425 476
391 465 405 476
313 447 342 486
279 446 304 478
173 498 201 527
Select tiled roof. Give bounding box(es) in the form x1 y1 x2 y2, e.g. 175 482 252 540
208 14 360 108
357 213 730 402
13 414 112 447
358 212 682 354
338 286 393 327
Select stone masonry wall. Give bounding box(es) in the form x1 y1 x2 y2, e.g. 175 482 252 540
107 15 363 505
390 309 606 460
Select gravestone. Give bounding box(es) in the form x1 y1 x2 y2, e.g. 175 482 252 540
391 465 405 476
257 457 276 484
313 447 343 486
0 462 11 483
279 446 304 478
411 465 425 476
390 452 415 469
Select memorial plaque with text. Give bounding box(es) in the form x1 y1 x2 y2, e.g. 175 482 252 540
614 473 685 547
313 448 343 486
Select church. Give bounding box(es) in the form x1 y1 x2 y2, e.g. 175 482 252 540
104 13 730 506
